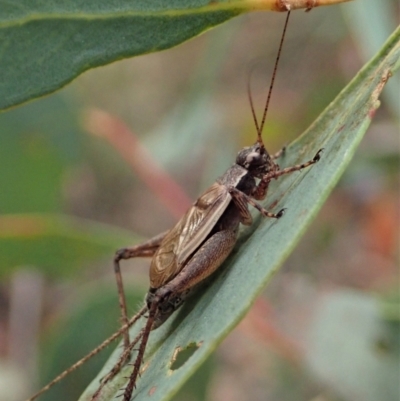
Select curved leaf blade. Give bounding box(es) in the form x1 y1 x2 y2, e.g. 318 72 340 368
79 26 400 401
0 8 237 111
1 0 352 111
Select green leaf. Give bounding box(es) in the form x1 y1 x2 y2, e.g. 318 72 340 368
1 0 265 111
1 0 352 111
78 25 400 401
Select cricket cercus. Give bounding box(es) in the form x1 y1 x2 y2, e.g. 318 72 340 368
27 9 322 401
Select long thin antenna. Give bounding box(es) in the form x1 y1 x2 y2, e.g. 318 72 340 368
247 67 261 135
257 10 292 141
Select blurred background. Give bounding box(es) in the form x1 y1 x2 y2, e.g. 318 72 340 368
0 2 399 401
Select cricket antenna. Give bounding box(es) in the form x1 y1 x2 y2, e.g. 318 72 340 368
247 66 261 135
251 10 291 146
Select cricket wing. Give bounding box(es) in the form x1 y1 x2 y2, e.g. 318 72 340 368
149 183 231 288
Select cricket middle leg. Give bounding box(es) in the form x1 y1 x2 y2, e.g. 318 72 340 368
229 186 285 223
114 230 168 350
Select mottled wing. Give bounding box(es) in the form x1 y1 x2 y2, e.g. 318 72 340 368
150 183 231 288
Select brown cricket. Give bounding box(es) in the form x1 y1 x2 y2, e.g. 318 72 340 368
27 8 322 401
100 9 321 401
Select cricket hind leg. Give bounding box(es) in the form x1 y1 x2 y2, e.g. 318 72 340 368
114 230 168 350
123 229 238 400
31 234 166 401
90 231 167 401
122 303 158 401
25 309 146 401
91 328 146 401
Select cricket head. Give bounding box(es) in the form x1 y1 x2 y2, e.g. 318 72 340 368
236 142 278 178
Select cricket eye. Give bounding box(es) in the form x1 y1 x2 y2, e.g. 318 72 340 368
245 151 261 165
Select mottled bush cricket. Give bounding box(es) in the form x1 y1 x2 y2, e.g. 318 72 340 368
27 8 322 401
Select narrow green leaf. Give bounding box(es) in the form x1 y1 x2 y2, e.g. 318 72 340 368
79 26 400 401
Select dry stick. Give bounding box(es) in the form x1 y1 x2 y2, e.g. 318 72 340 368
26 306 147 401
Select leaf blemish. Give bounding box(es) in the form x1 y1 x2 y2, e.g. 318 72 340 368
140 360 151 375
169 342 201 371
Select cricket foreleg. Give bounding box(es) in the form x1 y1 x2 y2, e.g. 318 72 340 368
229 186 285 222
269 148 323 178
254 148 323 200
114 231 168 350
